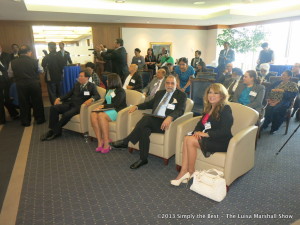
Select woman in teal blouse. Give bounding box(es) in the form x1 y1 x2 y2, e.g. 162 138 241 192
232 70 265 114
90 74 126 153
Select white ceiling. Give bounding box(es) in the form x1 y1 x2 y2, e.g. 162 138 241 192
1 0 300 26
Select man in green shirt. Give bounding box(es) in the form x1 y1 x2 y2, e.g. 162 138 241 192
158 50 174 68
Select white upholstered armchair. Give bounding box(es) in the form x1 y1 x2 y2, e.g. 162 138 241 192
63 87 106 135
175 102 259 186
88 89 145 141
127 98 194 165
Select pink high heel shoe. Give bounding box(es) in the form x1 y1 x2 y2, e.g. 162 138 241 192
101 145 111 154
95 146 103 152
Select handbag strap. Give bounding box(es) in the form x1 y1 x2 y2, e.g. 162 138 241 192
206 169 224 177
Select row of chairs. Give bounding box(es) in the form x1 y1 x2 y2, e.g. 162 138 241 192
62 86 259 186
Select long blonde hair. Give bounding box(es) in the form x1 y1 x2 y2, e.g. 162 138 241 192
203 83 229 120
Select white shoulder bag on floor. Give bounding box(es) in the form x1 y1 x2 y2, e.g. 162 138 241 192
190 169 227 202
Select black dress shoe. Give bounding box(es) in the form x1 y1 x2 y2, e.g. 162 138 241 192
45 133 62 141
110 139 128 148
21 122 31 127
270 130 277 135
40 130 54 141
130 159 148 169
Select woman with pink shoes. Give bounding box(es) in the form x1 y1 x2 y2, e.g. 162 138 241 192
90 73 126 153
171 83 233 186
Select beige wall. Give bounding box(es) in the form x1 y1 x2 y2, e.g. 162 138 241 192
122 27 209 66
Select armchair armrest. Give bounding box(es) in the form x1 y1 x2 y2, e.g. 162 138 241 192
163 112 194 158
80 99 104 133
224 126 258 186
127 109 151 134
175 116 202 165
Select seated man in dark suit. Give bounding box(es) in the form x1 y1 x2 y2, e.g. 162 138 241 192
110 75 187 169
142 68 166 102
41 71 100 141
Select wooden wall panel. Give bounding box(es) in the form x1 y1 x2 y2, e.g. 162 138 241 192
0 21 35 53
92 24 121 49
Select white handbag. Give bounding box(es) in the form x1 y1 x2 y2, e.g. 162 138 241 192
190 169 227 202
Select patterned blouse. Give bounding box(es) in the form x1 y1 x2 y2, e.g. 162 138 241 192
269 81 298 102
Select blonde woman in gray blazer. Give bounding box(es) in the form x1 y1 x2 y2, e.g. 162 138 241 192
142 68 166 102
232 70 265 114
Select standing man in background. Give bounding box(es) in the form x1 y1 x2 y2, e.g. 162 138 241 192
42 42 65 105
58 42 73 65
217 41 235 80
10 44 20 60
101 39 129 83
0 44 19 124
11 45 45 126
256 42 274 70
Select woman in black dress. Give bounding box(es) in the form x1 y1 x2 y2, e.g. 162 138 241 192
171 83 233 186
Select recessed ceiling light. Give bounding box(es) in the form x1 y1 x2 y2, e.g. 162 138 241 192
193 1 205 5
12 0 22 2
115 0 125 3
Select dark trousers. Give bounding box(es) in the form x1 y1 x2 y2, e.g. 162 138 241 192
263 104 288 131
125 116 165 161
47 81 61 105
16 81 45 125
49 102 80 134
0 81 19 123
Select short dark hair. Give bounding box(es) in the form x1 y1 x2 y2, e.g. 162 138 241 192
232 68 243 76
80 70 91 78
19 45 31 54
11 44 19 48
161 66 170 75
178 57 188 65
59 42 65 46
224 41 230 45
85 62 95 70
116 38 124 46
107 73 122 89
195 50 201 55
261 42 268 48
134 48 141 53
284 70 293 77
48 42 56 51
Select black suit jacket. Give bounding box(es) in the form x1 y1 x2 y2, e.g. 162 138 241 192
194 104 233 152
42 51 65 82
103 87 127 112
58 50 72 65
125 72 143 92
137 89 187 121
102 47 129 80
11 55 40 85
60 82 100 107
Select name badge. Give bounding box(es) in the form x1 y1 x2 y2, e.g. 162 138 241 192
111 91 116 98
249 91 257 97
138 60 141 63
131 79 136 84
84 91 90 96
204 122 211 130
154 82 158 86
167 104 175 110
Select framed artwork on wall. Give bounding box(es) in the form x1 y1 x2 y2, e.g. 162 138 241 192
149 42 172 57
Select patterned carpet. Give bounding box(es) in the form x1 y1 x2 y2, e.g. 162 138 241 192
15 116 300 225
0 120 24 212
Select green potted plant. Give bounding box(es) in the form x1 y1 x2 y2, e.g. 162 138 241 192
216 26 267 54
